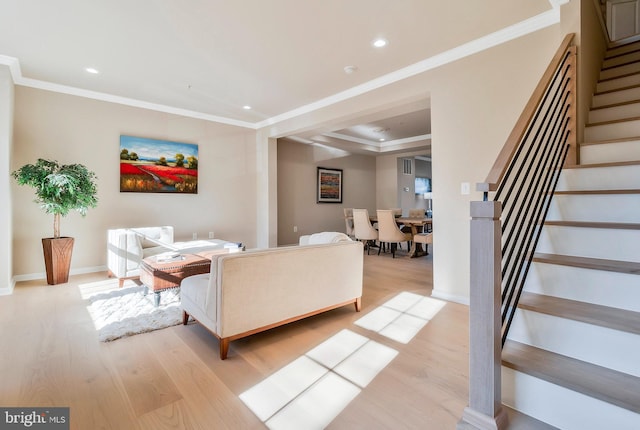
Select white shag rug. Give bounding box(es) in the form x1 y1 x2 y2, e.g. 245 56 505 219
87 286 182 342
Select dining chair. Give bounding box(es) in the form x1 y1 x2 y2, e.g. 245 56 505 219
390 208 403 217
352 209 378 254
343 208 355 238
405 208 425 234
408 208 425 218
376 210 412 258
413 232 433 255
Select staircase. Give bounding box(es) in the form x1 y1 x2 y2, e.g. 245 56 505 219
500 41 640 429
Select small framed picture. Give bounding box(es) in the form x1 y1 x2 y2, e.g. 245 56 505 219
317 167 343 203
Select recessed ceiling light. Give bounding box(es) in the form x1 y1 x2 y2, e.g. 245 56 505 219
243 105 252 110
85 67 99 74
373 38 387 48
343 65 358 74
379 138 386 142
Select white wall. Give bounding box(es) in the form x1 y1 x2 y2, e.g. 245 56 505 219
576 0 608 144
375 150 431 211
0 66 14 293
11 87 258 278
429 27 562 303
277 138 376 245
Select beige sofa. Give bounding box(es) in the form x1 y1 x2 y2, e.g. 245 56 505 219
181 235 363 359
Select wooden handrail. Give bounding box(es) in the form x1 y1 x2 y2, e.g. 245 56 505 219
477 33 576 192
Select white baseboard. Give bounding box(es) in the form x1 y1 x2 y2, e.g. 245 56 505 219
431 289 470 305
0 279 15 296
12 265 108 285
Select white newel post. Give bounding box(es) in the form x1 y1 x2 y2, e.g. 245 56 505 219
458 200 508 430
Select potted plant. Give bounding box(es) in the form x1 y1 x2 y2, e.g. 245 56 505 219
12 159 98 285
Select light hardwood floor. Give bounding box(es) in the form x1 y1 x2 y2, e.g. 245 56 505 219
1 249 475 429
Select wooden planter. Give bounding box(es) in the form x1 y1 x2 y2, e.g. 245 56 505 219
42 237 74 285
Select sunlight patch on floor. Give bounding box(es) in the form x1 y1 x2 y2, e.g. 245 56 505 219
78 278 121 299
240 329 398 429
265 372 361 430
77 278 141 299
239 356 329 422
355 292 446 343
239 292 443 428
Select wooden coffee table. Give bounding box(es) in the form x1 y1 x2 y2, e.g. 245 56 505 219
140 253 212 306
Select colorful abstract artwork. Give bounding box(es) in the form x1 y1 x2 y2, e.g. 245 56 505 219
317 167 342 203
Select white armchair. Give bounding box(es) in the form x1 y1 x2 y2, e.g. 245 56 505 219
107 226 174 287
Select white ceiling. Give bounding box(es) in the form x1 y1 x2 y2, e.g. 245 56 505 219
0 0 557 155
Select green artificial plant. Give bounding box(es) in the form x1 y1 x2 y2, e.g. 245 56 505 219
12 158 98 238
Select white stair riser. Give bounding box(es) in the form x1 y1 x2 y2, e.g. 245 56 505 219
536 226 640 262
581 140 640 163
547 194 639 223
597 73 640 93
524 263 640 312
556 165 640 191
507 310 640 377
592 86 640 108
589 102 640 123
603 50 640 69
600 62 640 80
584 119 640 141
502 367 640 430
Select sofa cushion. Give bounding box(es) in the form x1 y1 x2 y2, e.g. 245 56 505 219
173 239 230 254
142 245 172 259
305 231 352 245
131 226 173 248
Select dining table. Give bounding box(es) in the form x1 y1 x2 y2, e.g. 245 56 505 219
346 214 432 258
396 217 432 257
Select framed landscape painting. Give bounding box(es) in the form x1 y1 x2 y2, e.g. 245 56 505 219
119 135 198 193
317 167 342 203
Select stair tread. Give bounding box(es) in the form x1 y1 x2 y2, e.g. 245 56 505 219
602 58 640 71
554 189 640 195
591 97 640 109
564 159 640 168
605 43 640 60
599 69 640 83
503 406 559 430
580 136 640 145
518 292 640 335
586 115 640 126
532 252 640 274
543 220 640 230
503 340 640 414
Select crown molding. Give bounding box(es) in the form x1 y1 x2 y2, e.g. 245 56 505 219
319 132 431 149
548 0 570 8
19 74 256 129
0 55 21 83
254 8 560 129
322 132 380 146
380 134 431 148
3 8 560 132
